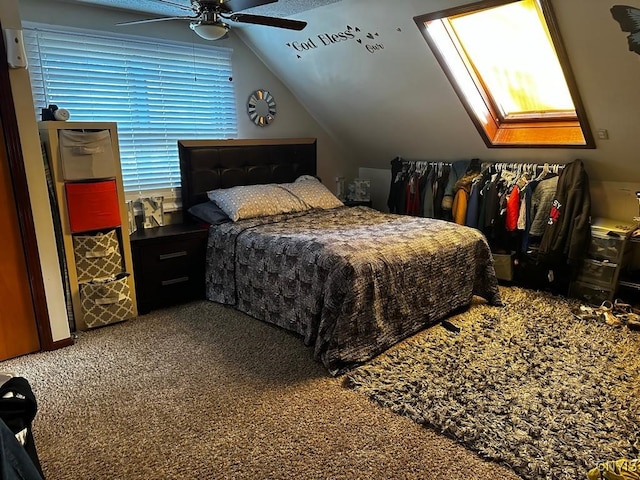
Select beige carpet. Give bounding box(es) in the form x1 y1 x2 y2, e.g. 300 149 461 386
1 298 522 480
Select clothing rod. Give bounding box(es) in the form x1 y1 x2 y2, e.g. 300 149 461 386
393 159 565 170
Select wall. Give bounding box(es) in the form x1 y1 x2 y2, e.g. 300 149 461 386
0 0 70 342
236 0 640 222
19 0 355 186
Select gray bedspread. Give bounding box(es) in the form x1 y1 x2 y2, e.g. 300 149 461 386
206 206 502 375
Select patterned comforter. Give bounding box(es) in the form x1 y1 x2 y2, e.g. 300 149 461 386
206 206 502 375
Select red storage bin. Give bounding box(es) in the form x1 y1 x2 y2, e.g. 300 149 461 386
65 180 121 233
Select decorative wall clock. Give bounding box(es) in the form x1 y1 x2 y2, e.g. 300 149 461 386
247 89 276 126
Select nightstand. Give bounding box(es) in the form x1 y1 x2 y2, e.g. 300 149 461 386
130 223 209 314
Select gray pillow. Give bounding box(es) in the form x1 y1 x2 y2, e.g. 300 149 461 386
187 201 231 225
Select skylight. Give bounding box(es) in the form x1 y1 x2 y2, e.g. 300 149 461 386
414 0 595 148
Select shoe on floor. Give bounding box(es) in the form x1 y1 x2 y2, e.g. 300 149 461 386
597 301 625 328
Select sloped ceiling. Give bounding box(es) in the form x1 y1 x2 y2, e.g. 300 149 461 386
24 0 640 187
234 0 640 185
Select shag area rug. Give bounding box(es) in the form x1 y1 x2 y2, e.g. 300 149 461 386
345 287 640 480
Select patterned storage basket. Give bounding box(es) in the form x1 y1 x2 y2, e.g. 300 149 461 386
73 230 123 283
80 273 134 328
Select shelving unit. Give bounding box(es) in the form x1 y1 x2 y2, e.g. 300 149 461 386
39 121 137 330
569 218 638 305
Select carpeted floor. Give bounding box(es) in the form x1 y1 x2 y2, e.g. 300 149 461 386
1 297 523 480
346 287 640 480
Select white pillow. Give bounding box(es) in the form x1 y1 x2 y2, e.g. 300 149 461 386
279 177 344 210
207 184 308 221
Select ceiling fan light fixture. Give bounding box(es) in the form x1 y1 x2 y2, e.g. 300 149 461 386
189 21 229 40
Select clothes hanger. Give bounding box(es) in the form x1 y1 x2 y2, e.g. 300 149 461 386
535 163 550 181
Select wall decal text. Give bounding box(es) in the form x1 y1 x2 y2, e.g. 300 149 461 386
285 25 390 59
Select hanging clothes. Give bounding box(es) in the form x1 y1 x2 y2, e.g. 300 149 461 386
465 176 484 228
505 185 521 231
405 173 422 216
539 159 591 266
528 176 559 237
421 167 435 218
387 157 406 214
452 171 481 225
433 164 450 220
441 160 470 219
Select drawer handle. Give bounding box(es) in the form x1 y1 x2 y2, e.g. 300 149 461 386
158 251 187 261
161 276 189 286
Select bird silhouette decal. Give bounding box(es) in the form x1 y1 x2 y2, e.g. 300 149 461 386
611 5 640 55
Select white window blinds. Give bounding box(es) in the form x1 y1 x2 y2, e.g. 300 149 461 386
24 26 237 196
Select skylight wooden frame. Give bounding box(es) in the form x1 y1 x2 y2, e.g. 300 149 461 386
414 0 595 148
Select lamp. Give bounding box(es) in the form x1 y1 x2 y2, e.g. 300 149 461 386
189 21 229 40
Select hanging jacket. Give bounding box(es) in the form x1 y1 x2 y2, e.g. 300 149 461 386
452 171 478 225
539 159 591 266
505 185 520 231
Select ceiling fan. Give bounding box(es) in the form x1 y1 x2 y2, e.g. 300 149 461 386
116 0 308 40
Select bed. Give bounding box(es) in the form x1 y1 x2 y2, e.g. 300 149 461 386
179 138 502 375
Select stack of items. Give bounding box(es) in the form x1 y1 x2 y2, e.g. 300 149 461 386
60 129 135 329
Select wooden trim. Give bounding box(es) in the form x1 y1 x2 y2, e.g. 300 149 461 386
178 138 317 148
48 337 75 351
0 22 56 350
539 0 595 148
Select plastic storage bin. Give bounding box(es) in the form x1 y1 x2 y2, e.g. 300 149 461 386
59 129 116 181
569 280 613 305
65 180 121 233
575 259 618 288
587 233 625 262
73 230 123 283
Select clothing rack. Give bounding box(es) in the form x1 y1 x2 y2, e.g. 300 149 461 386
393 158 565 175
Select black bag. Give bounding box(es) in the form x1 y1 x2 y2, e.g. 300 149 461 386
0 377 44 479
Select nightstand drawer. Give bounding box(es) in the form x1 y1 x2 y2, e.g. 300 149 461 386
138 238 204 278
131 224 208 313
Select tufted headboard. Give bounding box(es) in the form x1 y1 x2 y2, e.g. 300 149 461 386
178 138 317 218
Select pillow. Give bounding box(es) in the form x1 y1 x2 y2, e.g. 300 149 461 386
280 177 344 210
207 184 308 221
187 201 231 225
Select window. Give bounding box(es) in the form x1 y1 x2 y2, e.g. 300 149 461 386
24 25 238 205
414 0 594 148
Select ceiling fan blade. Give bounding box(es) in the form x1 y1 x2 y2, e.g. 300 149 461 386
229 13 307 31
156 0 193 12
220 0 278 14
116 16 195 26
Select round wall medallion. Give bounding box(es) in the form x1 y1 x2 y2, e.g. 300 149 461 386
247 89 276 127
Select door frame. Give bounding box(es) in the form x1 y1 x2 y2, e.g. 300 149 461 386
0 23 71 351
